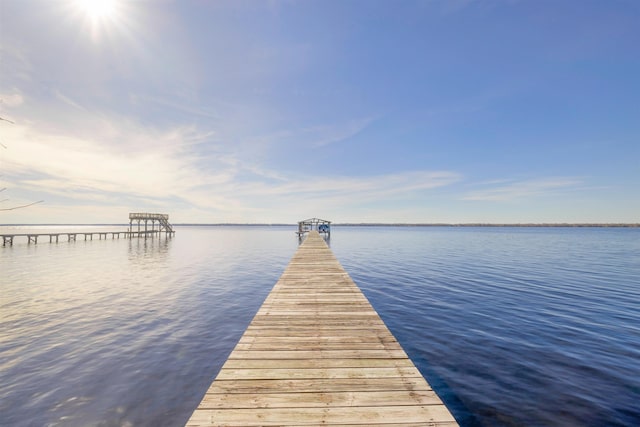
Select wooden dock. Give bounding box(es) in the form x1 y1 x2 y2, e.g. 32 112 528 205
1 212 175 246
0 230 169 246
186 231 458 426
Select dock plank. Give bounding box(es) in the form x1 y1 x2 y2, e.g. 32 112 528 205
188 406 457 426
185 231 457 426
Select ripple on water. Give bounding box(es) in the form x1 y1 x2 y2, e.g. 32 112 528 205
1 226 639 426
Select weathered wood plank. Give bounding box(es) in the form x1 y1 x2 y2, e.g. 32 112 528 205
196 390 445 409
185 231 458 426
233 343 403 351
227 349 409 359
237 335 399 345
242 329 394 337
205 377 432 394
220 358 415 369
187 406 457 425
216 367 423 380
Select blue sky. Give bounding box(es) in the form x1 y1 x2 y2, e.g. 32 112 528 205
1 0 638 224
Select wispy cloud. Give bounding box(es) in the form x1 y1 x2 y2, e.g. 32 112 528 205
53 90 86 111
462 177 584 201
0 92 24 108
241 116 377 151
0 103 461 223
227 170 461 203
0 44 33 85
307 117 376 147
191 169 462 223
2 113 232 199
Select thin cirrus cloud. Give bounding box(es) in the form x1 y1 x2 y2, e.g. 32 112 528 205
1 99 461 221
309 117 377 148
195 169 463 223
1 112 224 200
238 117 377 151
226 170 462 203
462 178 585 201
53 90 86 111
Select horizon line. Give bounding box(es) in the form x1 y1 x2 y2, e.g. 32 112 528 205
1 222 638 228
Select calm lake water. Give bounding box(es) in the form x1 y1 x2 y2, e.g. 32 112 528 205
1 225 639 426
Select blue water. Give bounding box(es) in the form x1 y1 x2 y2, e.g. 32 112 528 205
1 225 639 426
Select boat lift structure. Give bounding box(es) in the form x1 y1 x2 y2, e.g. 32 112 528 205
296 218 331 238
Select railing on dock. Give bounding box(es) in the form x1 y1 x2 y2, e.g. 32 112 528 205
129 212 174 234
296 217 331 238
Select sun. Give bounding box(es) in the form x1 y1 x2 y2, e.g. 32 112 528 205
71 0 127 40
75 0 119 22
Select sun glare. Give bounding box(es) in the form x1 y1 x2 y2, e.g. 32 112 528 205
76 0 118 21
71 0 129 40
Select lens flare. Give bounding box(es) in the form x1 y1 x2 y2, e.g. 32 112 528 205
75 0 118 21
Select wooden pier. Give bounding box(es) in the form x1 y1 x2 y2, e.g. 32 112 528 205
1 230 169 246
186 231 457 426
1 212 175 246
129 212 174 235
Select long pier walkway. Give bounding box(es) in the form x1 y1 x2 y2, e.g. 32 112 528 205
186 231 458 426
2 213 175 246
1 230 168 246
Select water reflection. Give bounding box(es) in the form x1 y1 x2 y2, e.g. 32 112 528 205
2 226 638 426
127 234 172 261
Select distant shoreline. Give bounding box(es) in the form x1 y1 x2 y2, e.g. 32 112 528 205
2 223 638 228
333 223 640 228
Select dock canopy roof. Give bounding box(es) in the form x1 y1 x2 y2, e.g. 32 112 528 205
298 218 332 225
